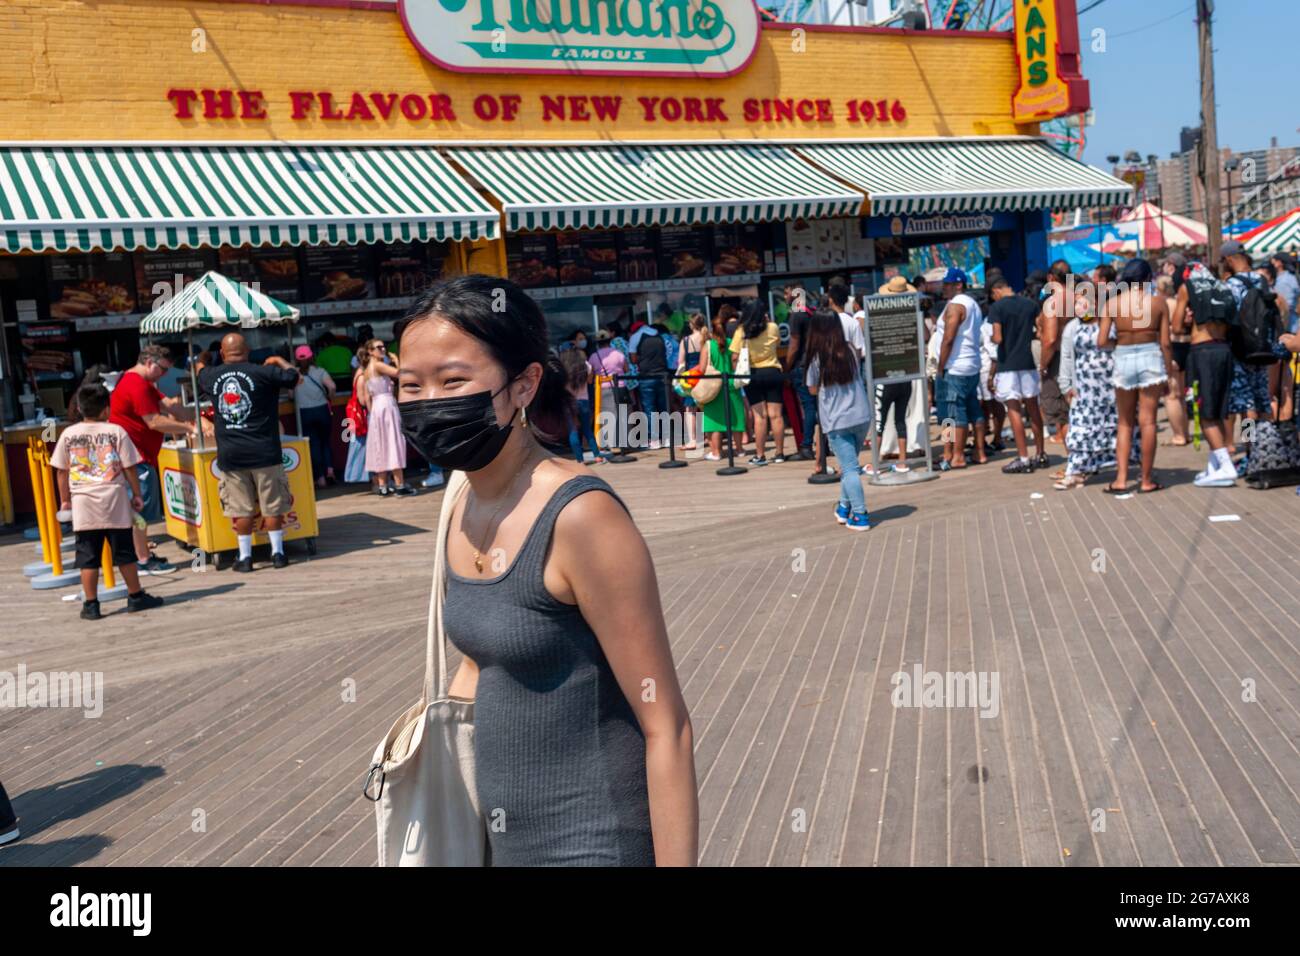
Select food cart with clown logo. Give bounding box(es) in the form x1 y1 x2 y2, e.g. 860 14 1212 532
140 271 319 569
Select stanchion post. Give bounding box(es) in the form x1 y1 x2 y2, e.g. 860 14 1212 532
27 439 51 564
659 369 687 469
101 538 116 590
716 369 746 477
40 444 63 577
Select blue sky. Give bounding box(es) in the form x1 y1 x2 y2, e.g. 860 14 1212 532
1077 0 1299 167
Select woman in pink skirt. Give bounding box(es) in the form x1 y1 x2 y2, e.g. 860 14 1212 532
359 338 416 496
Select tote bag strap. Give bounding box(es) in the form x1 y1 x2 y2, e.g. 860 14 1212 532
424 469 471 703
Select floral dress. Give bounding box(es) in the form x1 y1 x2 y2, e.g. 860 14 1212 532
1065 319 1120 477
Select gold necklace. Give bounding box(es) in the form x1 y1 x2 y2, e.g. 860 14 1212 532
466 445 536 574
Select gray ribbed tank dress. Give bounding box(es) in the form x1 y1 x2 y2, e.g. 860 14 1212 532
443 474 655 866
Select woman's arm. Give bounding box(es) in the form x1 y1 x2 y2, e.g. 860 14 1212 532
373 360 400 380
553 491 698 866
1058 320 1077 395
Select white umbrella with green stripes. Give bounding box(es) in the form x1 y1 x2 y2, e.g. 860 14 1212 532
141 271 302 449
139 270 298 333
1241 207 1300 258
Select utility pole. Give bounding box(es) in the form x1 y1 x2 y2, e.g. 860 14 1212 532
1197 0 1223 264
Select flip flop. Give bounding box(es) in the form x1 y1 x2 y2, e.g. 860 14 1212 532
1102 483 1129 495
1137 482 1164 493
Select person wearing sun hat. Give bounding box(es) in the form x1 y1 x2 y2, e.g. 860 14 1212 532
878 274 917 295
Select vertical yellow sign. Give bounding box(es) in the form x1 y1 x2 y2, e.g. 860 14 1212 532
1013 0 1070 121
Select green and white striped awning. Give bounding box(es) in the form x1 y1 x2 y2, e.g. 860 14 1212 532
1242 208 1300 257
139 271 298 334
0 145 499 253
797 139 1132 216
448 144 864 233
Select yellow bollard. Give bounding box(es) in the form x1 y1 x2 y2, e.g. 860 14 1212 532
27 439 52 565
101 538 116 590
39 442 63 577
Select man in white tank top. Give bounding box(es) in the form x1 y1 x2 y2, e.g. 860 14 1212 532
935 268 988 468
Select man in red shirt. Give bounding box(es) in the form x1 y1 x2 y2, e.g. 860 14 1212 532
109 344 196 572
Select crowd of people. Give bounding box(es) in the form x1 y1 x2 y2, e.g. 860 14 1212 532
40 243 1300 626
549 245 1300 529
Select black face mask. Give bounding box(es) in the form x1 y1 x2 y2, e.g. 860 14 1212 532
398 385 517 472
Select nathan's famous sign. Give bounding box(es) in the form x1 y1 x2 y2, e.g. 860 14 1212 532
1012 0 1089 122
399 0 762 77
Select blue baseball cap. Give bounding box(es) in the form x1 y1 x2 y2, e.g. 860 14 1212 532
942 267 968 285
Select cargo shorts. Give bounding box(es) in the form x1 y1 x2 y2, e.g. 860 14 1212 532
217 464 292 519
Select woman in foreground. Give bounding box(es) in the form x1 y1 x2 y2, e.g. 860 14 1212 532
396 275 698 866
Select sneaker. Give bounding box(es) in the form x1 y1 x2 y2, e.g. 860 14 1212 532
232 556 254 573
795 447 814 461
271 552 290 569
1193 467 1236 488
1002 458 1034 474
0 824 19 847
422 472 445 489
1034 453 1050 469
750 457 769 466
375 486 391 497
893 463 911 474
139 555 176 575
846 512 872 531
834 502 850 524
392 484 418 497
80 599 102 621
704 452 721 461
126 590 164 613
772 456 787 464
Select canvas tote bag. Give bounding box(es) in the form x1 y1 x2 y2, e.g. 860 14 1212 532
364 470 486 866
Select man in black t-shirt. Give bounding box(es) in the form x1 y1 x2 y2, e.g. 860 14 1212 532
988 279 1047 473
196 332 301 572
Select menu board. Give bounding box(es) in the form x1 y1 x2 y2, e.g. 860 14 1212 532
710 223 763 277
657 225 710 279
785 220 818 272
813 218 848 271
134 248 216 311
845 220 876 267
506 234 558 288
20 321 76 377
865 294 923 381
617 229 659 283
553 232 619 286
218 245 303 303
376 242 436 298
302 245 375 302
47 253 137 320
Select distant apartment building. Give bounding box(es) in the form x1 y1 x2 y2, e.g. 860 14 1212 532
1151 132 1300 223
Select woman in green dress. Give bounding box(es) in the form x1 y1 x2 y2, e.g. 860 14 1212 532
701 319 746 461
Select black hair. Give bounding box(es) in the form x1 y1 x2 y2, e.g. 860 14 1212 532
804 308 858 388
401 274 572 443
1094 263 1117 283
739 298 769 339
76 383 111 420
989 277 1012 293
825 283 850 310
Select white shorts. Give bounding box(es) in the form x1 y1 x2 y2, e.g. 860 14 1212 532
994 369 1041 402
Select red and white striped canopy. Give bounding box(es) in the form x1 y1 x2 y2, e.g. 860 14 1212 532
1111 201 1208 250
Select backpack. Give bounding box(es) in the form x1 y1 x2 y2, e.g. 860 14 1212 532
1245 418 1300 488
1184 265 1238 327
1230 279 1282 366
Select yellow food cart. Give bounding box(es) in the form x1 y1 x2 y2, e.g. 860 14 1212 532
141 271 319 569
